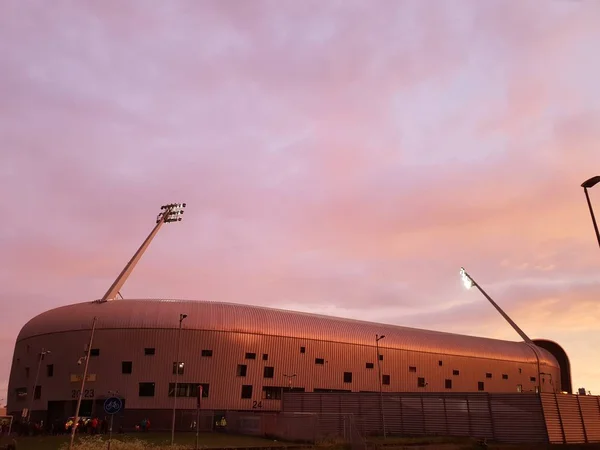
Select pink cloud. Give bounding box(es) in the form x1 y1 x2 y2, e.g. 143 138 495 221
2 0 600 402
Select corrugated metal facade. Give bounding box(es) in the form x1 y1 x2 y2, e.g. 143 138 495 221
280 392 600 445
8 299 562 428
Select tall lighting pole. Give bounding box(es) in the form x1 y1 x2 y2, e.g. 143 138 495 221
459 268 541 393
69 316 97 450
376 334 386 439
171 313 187 446
581 176 600 249
27 348 51 423
98 203 187 303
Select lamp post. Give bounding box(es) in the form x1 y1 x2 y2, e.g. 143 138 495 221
98 202 187 303
281 373 297 408
171 313 187 446
27 348 51 423
376 334 386 439
581 176 600 249
459 268 541 393
69 316 97 450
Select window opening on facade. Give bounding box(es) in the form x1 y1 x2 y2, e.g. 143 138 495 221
90 348 100 357
144 348 155 355
343 372 352 383
418 377 426 387
438 360 443 366
262 353 268 361
245 352 256 360
237 364 247 377
382 374 390 385
139 382 155 397
445 379 452 389
453 369 460 376
241 385 253 399
409 366 417 373
34 385 41 400
300 346 306 353
172 362 184 375
378 354 383 361
122 361 133 374
530 376 536 382
168 383 209 398
46 364 54 377
502 374 508 380
486 373 492 378
315 358 324 365
264 366 274 378
366 362 374 369
478 381 485 391
201 349 213 357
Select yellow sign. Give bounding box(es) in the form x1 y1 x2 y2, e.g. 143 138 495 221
70 374 97 383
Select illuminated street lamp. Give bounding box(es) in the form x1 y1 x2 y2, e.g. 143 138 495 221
171 313 188 446
375 334 386 439
581 176 600 249
27 348 51 423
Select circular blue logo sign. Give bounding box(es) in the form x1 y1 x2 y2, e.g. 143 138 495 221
103 397 123 415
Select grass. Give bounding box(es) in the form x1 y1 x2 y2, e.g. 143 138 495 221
0 431 293 450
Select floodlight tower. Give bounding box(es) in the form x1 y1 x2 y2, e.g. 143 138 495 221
459 267 542 392
581 176 600 249
98 203 187 302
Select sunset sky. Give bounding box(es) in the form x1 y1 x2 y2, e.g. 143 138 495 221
1 0 600 404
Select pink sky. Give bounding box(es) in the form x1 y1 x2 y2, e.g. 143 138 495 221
1 0 600 403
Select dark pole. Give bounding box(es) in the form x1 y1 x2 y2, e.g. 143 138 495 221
376 334 386 439
583 186 600 249
171 313 187 445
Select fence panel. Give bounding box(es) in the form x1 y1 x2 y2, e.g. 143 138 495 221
579 396 600 443
557 394 586 443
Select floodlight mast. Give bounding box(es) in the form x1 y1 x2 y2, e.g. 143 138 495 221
98 203 187 303
459 267 533 344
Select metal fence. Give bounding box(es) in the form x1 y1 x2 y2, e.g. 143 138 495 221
280 391 600 445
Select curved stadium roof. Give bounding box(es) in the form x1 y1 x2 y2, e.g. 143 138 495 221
17 299 558 365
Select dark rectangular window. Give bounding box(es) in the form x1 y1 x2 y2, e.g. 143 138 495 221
502 374 508 380
122 361 133 374
139 382 155 397
343 372 352 383
478 381 485 391
34 385 41 400
237 364 247 377
486 373 492 378
418 377 426 387
264 366 274 378
262 386 283 400
409 366 417 373
300 346 306 353
90 348 100 357
530 376 536 382
201 349 213 357
518 368 522 373
378 354 383 361
262 353 268 361
382 375 390 385
144 348 155 355
366 362 374 369
241 385 253 399
25 367 30 378
438 360 443 366
168 383 209 398
245 352 256 360
445 379 452 389
453 369 460 376
172 362 185 375
46 364 54 377
315 358 324 365
15 387 27 400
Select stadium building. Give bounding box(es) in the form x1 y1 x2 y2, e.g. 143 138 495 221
5 204 573 429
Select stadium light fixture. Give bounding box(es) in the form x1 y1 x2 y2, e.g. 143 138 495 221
171 313 188 446
70 317 97 450
581 176 600 249
27 348 51 423
99 202 187 302
375 334 386 439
